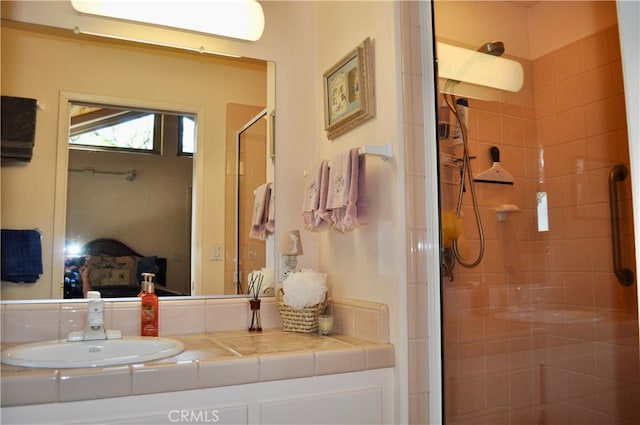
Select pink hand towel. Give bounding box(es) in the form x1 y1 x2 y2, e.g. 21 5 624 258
249 182 271 240
266 183 275 234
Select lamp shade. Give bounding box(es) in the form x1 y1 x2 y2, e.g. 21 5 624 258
437 42 524 95
71 0 265 42
281 230 303 256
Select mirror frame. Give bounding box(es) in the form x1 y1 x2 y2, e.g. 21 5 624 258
53 91 207 299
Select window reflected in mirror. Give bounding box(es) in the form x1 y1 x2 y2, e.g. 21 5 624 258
179 116 195 156
69 103 196 155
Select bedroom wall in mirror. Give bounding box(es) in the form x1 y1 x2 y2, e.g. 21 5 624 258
64 102 195 298
0 21 272 300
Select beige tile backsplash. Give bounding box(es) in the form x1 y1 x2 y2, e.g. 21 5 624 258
1 296 389 344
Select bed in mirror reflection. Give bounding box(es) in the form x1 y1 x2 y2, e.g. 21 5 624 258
64 238 182 298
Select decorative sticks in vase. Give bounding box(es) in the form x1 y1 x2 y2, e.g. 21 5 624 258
248 272 264 332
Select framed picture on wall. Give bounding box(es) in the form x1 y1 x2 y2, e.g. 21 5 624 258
323 37 375 140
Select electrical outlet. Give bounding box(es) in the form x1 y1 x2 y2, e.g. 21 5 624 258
279 256 287 282
212 243 223 261
279 254 296 282
248 245 257 260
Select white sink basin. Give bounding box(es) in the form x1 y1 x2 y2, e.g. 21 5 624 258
1 337 185 368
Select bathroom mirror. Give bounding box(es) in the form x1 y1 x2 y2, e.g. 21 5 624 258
1 20 275 300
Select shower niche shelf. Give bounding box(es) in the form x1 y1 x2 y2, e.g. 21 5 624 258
495 204 522 222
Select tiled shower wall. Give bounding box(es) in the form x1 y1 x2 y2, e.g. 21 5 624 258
441 25 639 424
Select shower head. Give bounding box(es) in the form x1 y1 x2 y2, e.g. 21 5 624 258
477 41 505 57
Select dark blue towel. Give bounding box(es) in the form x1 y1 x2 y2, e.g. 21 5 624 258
1 229 43 283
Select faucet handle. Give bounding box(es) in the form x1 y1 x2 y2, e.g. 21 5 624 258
67 331 84 342
106 329 122 339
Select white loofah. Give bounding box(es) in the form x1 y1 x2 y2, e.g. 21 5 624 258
282 270 327 309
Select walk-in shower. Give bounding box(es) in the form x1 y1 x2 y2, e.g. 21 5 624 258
434 2 639 424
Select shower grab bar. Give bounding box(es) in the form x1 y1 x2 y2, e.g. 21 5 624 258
608 164 634 287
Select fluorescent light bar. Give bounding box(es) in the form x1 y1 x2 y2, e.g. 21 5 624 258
438 78 503 102
437 42 524 96
74 27 241 57
71 0 265 42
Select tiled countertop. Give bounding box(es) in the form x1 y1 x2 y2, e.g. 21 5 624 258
1 330 394 407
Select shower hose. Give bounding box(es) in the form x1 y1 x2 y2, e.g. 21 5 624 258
443 93 485 268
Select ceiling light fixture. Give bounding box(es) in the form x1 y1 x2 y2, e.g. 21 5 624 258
73 26 242 58
71 0 265 42
437 42 524 100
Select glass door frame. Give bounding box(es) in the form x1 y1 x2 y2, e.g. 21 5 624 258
418 2 444 424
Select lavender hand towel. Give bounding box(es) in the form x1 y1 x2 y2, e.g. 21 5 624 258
326 150 352 211
315 161 331 228
329 148 363 232
302 161 323 230
303 160 331 231
344 152 367 229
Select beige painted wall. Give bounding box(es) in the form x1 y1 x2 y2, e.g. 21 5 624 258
527 0 619 59
314 2 406 419
315 0 404 329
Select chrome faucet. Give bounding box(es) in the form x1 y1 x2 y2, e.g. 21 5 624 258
68 291 122 341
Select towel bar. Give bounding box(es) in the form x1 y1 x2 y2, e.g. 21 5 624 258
69 167 137 181
358 144 393 159
304 143 392 177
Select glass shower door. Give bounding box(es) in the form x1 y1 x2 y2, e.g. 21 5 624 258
434 1 639 423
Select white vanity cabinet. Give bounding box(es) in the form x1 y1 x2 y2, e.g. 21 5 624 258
1 369 392 424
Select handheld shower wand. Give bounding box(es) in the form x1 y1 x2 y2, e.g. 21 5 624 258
444 92 485 268
440 41 507 269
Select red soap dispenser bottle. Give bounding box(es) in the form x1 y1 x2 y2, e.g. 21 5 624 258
140 274 158 337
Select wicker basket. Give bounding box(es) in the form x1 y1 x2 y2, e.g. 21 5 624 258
277 288 326 333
